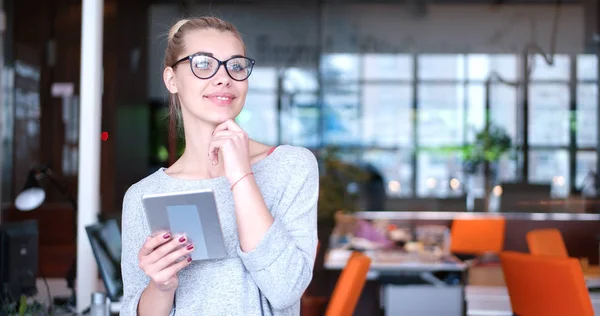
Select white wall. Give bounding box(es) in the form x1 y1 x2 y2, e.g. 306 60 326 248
148 3 585 100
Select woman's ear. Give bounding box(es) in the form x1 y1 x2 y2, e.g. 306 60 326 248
163 67 178 94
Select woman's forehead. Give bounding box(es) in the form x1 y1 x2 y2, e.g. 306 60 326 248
182 29 244 59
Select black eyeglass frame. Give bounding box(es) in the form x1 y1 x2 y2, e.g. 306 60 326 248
171 53 256 82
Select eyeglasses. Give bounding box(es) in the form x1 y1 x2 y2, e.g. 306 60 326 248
171 53 255 81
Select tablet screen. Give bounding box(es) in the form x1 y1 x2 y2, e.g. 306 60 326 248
167 205 209 260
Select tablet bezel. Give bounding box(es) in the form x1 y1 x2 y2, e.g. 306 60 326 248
141 189 227 261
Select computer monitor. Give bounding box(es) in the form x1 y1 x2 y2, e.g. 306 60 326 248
0 220 39 302
85 219 123 302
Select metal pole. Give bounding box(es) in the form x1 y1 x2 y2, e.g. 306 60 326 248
0 0 5 218
77 0 103 311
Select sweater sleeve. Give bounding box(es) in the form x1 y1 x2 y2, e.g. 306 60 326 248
236 148 319 310
119 185 169 316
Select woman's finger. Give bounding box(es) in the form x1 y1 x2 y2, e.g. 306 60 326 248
139 231 172 257
213 119 243 134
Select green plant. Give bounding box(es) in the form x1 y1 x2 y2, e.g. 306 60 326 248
1 295 46 316
317 146 368 225
462 123 512 174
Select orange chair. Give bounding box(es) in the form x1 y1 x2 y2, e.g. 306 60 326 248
302 251 372 316
500 251 594 316
450 217 506 255
526 228 568 258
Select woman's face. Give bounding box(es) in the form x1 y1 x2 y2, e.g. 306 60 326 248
164 28 249 126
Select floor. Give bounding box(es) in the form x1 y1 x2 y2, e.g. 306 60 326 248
466 286 600 316
30 278 600 315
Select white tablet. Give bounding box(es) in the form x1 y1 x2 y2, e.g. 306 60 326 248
141 189 227 261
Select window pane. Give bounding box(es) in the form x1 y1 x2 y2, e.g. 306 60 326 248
323 92 360 145
281 94 319 147
466 84 485 142
529 84 570 146
418 54 465 80
363 54 413 80
467 54 518 81
283 68 318 93
362 149 413 198
497 151 521 183
576 151 596 190
238 92 277 145
528 150 569 198
577 54 597 80
417 84 464 146
577 84 597 147
530 54 570 81
417 151 464 197
490 84 518 143
249 67 277 90
362 84 413 147
321 54 359 82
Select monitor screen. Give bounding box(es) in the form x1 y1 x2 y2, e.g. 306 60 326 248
85 219 122 302
0 219 39 302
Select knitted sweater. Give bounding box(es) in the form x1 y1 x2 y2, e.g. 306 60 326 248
119 145 319 316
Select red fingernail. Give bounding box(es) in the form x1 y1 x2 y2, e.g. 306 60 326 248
163 233 170 239
186 244 194 250
179 236 186 243
187 257 192 262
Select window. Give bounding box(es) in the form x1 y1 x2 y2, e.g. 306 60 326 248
417 84 464 146
577 84 597 147
528 150 569 198
418 54 465 80
362 84 413 147
528 84 570 146
239 92 277 145
363 54 413 81
362 149 413 197
417 151 464 197
576 151 596 190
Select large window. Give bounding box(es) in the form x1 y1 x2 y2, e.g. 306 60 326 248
236 53 598 200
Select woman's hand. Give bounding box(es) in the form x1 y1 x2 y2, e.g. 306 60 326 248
208 119 252 184
138 232 194 292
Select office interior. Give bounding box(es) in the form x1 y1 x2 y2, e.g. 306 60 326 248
1 0 600 314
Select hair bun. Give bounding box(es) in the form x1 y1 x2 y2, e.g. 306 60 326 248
168 19 190 41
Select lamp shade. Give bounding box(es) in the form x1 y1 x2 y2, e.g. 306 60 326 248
15 188 46 211
15 168 47 211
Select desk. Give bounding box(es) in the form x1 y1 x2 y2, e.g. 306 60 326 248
325 249 468 316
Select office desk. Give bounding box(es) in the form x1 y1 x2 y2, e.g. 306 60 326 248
325 249 468 316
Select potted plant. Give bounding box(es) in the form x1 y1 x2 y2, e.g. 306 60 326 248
462 122 512 211
1 295 47 316
317 146 367 226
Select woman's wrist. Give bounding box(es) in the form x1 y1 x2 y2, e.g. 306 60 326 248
229 171 254 190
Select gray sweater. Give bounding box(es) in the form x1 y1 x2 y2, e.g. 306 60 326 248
119 145 319 316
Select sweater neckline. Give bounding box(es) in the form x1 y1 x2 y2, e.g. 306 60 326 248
156 144 286 183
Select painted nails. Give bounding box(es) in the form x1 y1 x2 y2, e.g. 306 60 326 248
162 233 171 239
179 236 186 243
186 244 194 250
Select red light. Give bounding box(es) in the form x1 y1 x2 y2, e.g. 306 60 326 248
101 132 109 141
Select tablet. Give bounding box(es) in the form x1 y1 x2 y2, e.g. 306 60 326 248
141 189 227 261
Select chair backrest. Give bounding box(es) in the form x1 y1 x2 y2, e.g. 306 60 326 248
500 251 594 316
325 252 372 316
450 217 506 255
526 228 569 258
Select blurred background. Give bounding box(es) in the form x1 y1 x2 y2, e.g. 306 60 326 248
0 0 600 315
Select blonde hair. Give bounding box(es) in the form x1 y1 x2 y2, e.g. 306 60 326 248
164 17 245 138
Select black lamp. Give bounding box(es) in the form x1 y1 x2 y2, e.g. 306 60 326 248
15 165 78 212
14 165 79 308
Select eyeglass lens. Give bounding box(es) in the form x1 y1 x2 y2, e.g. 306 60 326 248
191 55 253 80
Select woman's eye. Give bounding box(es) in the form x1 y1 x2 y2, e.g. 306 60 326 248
229 63 244 71
194 61 210 69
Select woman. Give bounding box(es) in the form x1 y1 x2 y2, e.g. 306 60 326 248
120 17 319 316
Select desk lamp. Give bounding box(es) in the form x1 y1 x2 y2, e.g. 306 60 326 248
14 165 78 309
